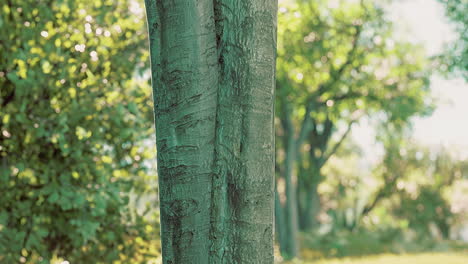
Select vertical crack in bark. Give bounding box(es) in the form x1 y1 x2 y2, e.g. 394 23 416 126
209 0 229 262
210 0 250 261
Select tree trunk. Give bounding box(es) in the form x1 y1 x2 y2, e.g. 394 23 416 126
297 164 321 231
280 129 300 259
145 1 277 263
299 181 320 231
275 185 287 257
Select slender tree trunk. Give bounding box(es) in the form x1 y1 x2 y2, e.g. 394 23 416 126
275 185 287 256
281 125 300 259
297 179 307 231
145 1 277 263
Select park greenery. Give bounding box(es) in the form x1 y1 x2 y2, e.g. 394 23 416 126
275 0 433 257
437 0 467 80
0 0 159 263
1 0 467 263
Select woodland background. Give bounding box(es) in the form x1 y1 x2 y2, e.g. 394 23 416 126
1 0 467 263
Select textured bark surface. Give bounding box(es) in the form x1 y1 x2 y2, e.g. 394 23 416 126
145 0 277 263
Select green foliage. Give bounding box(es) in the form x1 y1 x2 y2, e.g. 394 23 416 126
393 187 452 239
277 0 433 127
376 139 467 239
0 0 160 263
437 0 467 79
274 0 434 193
313 128 468 260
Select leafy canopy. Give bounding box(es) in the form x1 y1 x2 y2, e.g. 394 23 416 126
437 0 467 79
275 0 433 174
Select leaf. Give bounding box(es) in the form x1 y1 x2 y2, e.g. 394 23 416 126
48 192 59 204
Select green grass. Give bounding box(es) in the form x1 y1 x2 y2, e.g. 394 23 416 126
310 252 468 264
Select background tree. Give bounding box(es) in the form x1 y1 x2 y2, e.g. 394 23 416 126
145 0 277 263
275 0 433 258
303 124 468 259
0 0 160 263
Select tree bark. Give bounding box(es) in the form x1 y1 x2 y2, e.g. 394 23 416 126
145 1 277 263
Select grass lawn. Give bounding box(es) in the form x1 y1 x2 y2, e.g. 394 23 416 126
310 252 468 264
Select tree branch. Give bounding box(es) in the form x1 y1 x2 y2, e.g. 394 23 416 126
361 190 385 216
329 24 362 82
362 171 400 216
296 21 363 145
320 118 356 167
296 103 315 153
327 90 381 104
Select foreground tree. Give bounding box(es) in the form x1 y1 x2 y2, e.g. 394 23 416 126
144 1 277 263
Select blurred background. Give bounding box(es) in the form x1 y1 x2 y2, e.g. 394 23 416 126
0 0 467 263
